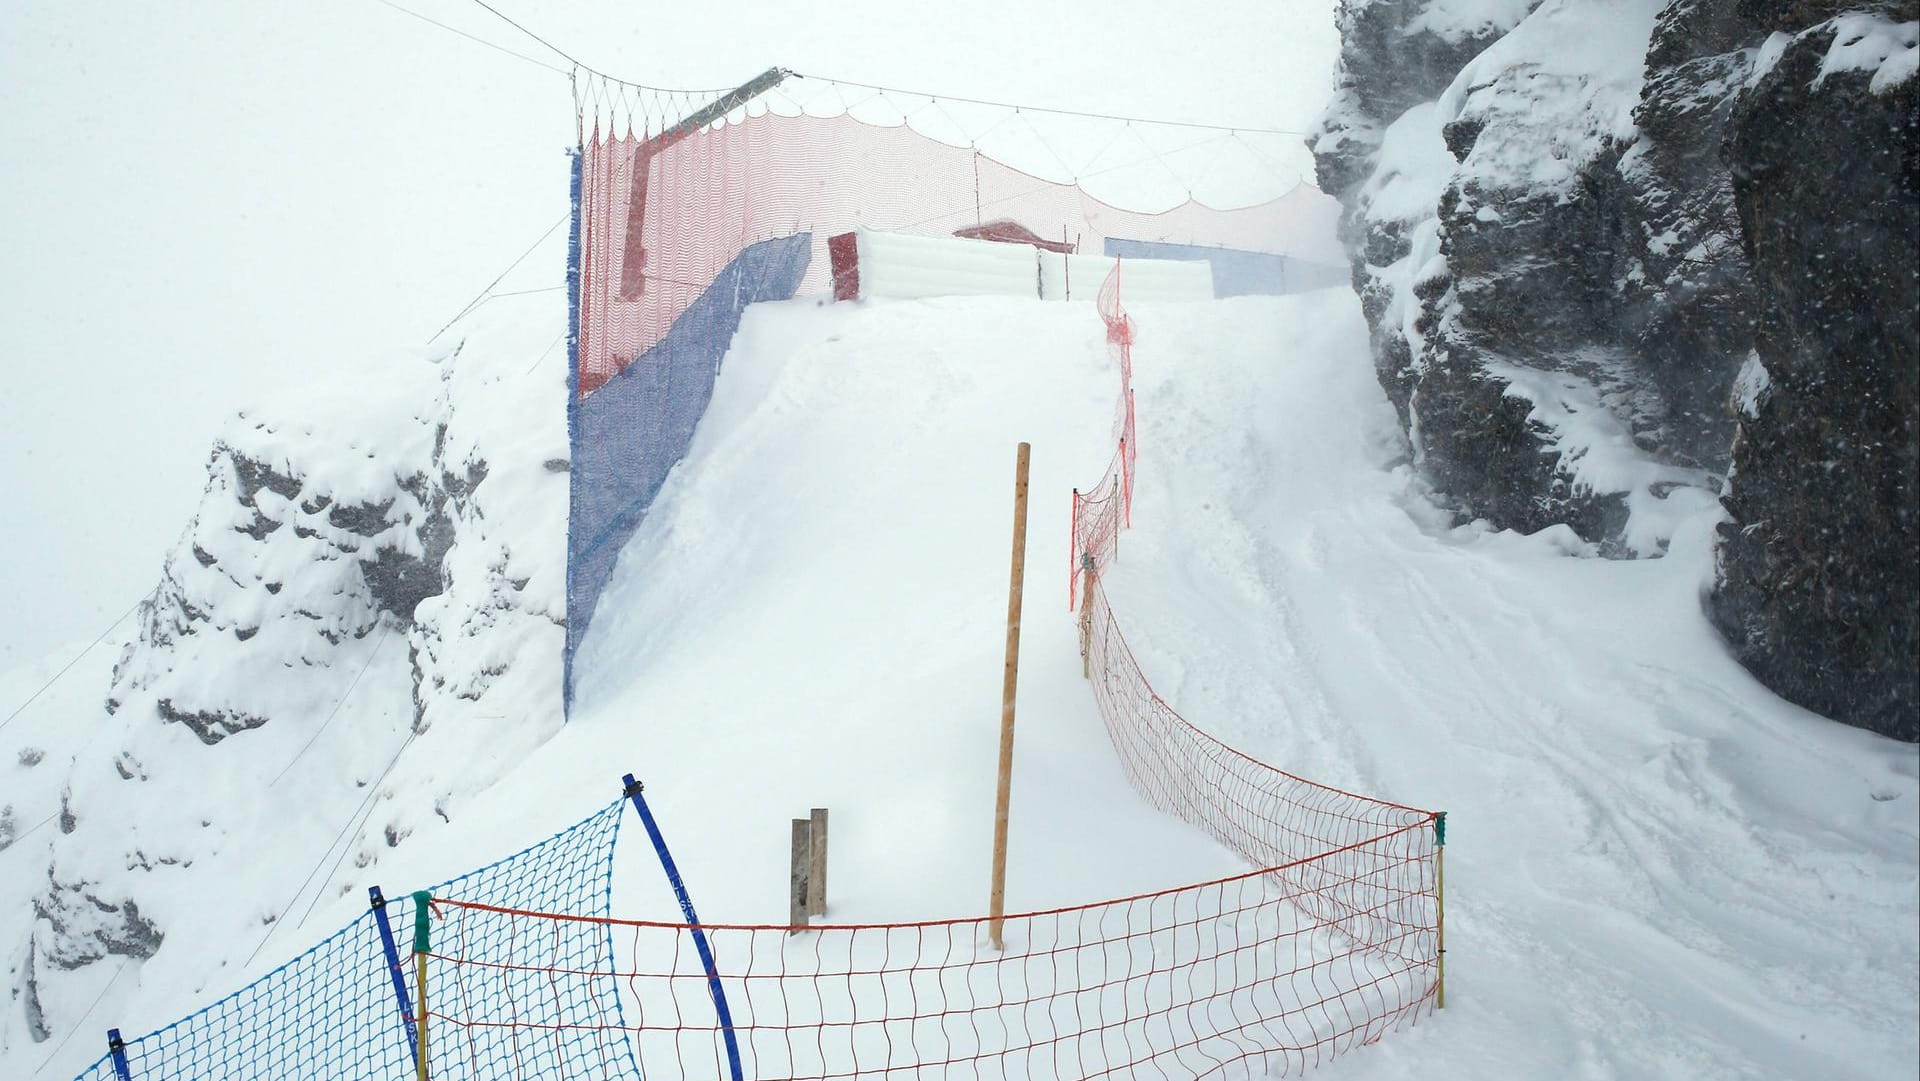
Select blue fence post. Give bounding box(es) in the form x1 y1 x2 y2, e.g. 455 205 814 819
369 886 420 1069
106 1028 131 1080
563 142 583 717
622 773 743 1081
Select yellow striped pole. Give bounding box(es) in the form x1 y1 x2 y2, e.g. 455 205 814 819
1435 812 1448 1010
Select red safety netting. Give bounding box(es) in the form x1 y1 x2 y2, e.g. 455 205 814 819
428 842 1432 1081
574 85 1331 396
1065 258 1440 1051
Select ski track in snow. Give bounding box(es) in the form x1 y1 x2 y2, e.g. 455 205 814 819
3 285 1914 1080
1107 292 1918 1081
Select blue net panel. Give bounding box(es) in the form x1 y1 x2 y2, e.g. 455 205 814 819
71 801 629 1081
564 233 814 710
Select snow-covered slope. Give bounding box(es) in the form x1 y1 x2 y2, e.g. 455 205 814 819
5 282 1916 1080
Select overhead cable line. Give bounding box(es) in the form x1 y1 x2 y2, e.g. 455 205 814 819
369 0 569 76
442 1 1310 138
461 0 590 72
784 71 1311 137
0 594 146 735
428 212 570 343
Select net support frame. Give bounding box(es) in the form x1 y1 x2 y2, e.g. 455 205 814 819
622 773 745 1081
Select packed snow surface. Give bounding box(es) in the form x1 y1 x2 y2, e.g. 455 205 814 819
4 284 1915 1080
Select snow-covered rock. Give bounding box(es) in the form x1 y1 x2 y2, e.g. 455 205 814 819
7 295 570 1059
1313 0 1917 738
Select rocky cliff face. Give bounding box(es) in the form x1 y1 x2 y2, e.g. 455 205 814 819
1713 8 1918 738
1314 0 1917 738
14 303 569 1043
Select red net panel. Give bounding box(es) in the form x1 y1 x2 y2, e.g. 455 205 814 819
430 858 1433 1081
576 108 1322 396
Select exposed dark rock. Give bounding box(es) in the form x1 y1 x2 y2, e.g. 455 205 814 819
22 941 49 1042
33 881 164 970
1711 12 1920 738
1315 0 1917 735
1619 0 1766 468
233 511 282 541
156 698 269 745
326 497 395 536
362 546 442 623
228 452 301 504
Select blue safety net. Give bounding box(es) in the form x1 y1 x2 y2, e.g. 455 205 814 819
564 233 814 711
69 800 629 1081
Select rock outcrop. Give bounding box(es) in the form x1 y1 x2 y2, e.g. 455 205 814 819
1314 0 1917 737
19 302 571 1042
1712 9 1919 738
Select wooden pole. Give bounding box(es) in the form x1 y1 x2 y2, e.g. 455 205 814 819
989 442 1031 951
414 953 429 1081
1078 555 1096 679
790 818 810 932
808 808 829 917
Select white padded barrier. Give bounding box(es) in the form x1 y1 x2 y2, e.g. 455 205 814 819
847 227 1218 303
854 229 1041 300
1037 251 1215 302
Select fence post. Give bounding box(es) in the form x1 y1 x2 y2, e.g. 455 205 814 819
623 774 744 1081
1435 812 1448 1010
411 891 431 1081
106 1028 131 1081
790 818 811 931
989 442 1031 951
808 808 829 916
1069 489 1080 611
1078 553 1097 679
369 887 419 1070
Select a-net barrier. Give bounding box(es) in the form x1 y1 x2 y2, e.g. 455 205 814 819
564 69 1341 709
1071 260 1439 978
69 802 631 1080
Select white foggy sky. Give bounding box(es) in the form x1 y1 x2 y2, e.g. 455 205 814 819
0 0 1338 667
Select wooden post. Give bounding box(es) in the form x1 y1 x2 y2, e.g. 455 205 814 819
414 954 429 1080
790 818 810 933
988 442 1032 951
1078 554 1096 679
808 808 829 917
